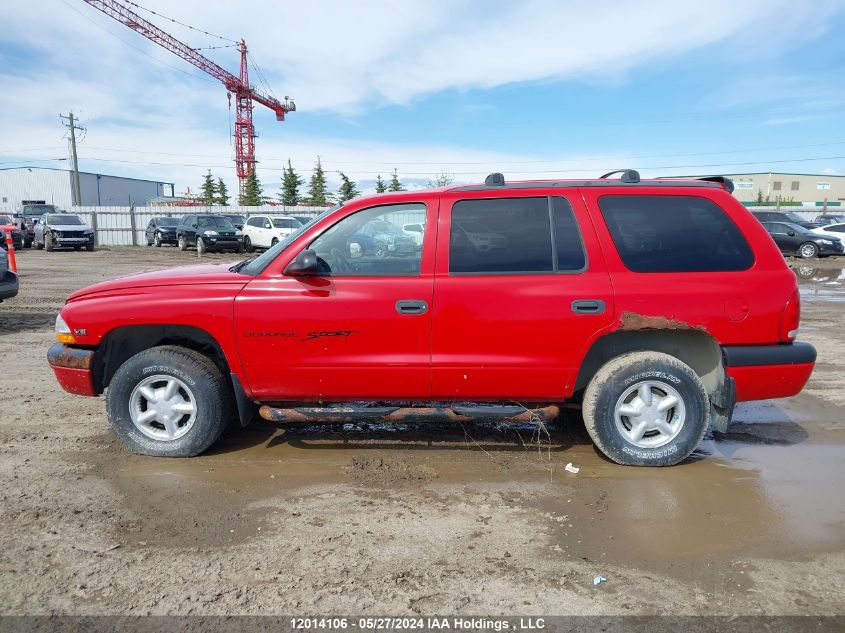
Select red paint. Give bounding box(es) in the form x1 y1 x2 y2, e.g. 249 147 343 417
49 364 97 396
51 180 814 410
728 363 814 402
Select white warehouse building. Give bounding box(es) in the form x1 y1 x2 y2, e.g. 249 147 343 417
0 167 175 211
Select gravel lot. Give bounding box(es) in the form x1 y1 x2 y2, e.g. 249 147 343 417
1 246 844 616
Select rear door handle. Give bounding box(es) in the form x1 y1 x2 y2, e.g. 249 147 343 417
571 299 605 315
396 300 428 315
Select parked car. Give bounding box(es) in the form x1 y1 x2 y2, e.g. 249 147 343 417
453 219 508 252
14 203 58 247
752 210 823 230
761 221 843 259
176 214 242 254
402 222 425 246
34 213 95 252
292 215 315 226
0 247 18 302
48 171 815 466
242 215 302 251
145 216 180 247
0 215 23 250
348 218 417 258
814 213 845 226
811 222 845 241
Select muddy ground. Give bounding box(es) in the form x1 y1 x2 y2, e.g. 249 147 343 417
0 246 844 616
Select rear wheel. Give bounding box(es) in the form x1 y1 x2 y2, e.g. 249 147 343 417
105 346 228 457
582 351 709 466
798 242 818 259
178 235 187 251
35 237 44 250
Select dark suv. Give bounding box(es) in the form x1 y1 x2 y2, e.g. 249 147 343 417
176 214 242 254
145 217 179 247
752 210 823 230
14 204 58 247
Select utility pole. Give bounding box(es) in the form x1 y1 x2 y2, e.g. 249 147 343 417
60 111 85 206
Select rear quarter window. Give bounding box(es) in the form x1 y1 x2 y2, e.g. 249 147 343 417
598 195 754 272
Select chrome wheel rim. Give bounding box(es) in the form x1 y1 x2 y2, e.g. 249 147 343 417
614 380 685 449
129 374 197 441
800 244 816 258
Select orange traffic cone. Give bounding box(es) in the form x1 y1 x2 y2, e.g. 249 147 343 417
4 230 17 273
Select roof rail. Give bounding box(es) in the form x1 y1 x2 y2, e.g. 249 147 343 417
484 172 506 186
696 175 735 194
599 169 640 183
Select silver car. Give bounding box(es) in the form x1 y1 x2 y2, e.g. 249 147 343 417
34 213 95 252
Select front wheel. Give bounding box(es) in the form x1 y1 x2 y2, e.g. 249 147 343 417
35 237 44 250
197 237 207 255
45 232 54 252
243 235 253 253
154 234 162 247
178 235 187 251
105 346 229 457
798 242 819 259
582 351 709 466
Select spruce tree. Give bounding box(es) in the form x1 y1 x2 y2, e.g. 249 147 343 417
240 169 263 206
200 170 217 205
215 177 229 205
388 168 405 192
375 174 387 193
337 172 360 202
306 157 329 206
280 159 303 206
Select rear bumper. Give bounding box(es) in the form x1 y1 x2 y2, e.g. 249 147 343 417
47 343 98 396
722 342 816 402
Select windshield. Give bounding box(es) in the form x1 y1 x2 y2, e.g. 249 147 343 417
23 205 56 217
0 215 12 225
224 215 245 224
784 212 805 222
47 214 84 225
156 217 179 226
235 205 340 276
197 216 234 229
273 218 301 229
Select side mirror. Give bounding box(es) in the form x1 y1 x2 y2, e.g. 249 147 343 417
284 249 322 276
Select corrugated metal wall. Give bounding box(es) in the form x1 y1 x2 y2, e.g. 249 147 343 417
0 168 73 210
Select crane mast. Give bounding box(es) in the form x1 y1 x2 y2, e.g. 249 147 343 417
82 0 295 200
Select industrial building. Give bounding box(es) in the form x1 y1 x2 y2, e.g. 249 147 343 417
724 172 845 207
0 167 175 212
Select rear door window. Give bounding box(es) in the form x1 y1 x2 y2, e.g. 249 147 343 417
449 196 585 274
598 195 753 272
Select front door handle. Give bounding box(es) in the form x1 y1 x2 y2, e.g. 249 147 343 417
571 299 606 315
396 300 428 315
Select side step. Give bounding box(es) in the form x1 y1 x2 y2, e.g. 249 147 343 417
258 403 560 424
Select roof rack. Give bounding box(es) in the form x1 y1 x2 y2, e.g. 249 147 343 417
599 169 640 183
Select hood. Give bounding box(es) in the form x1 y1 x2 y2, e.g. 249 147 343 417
68 261 248 301
49 223 92 231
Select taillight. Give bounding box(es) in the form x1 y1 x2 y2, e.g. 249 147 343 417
779 289 800 341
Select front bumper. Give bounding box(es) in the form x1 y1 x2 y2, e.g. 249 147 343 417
47 343 98 396
0 271 18 301
54 234 94 247
205 236 242 250
722 342 816 402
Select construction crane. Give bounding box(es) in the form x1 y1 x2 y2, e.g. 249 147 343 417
82 0 295 200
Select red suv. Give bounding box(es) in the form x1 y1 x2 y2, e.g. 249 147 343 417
48 171 815 466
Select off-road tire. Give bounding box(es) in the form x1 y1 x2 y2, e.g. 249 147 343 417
45 233 54 252
582 351 709 466
178 235 187 251
106 346 228 457
798 242 818 259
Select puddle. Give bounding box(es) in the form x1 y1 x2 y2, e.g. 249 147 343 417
793 263 845 302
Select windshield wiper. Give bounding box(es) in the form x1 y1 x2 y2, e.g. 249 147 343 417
229 258 255 273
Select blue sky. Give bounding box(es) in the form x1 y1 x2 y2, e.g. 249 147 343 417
1 0 844 196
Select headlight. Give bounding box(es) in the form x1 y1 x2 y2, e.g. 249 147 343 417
55 313 75 344
204 230 218 236
820 239 834 245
